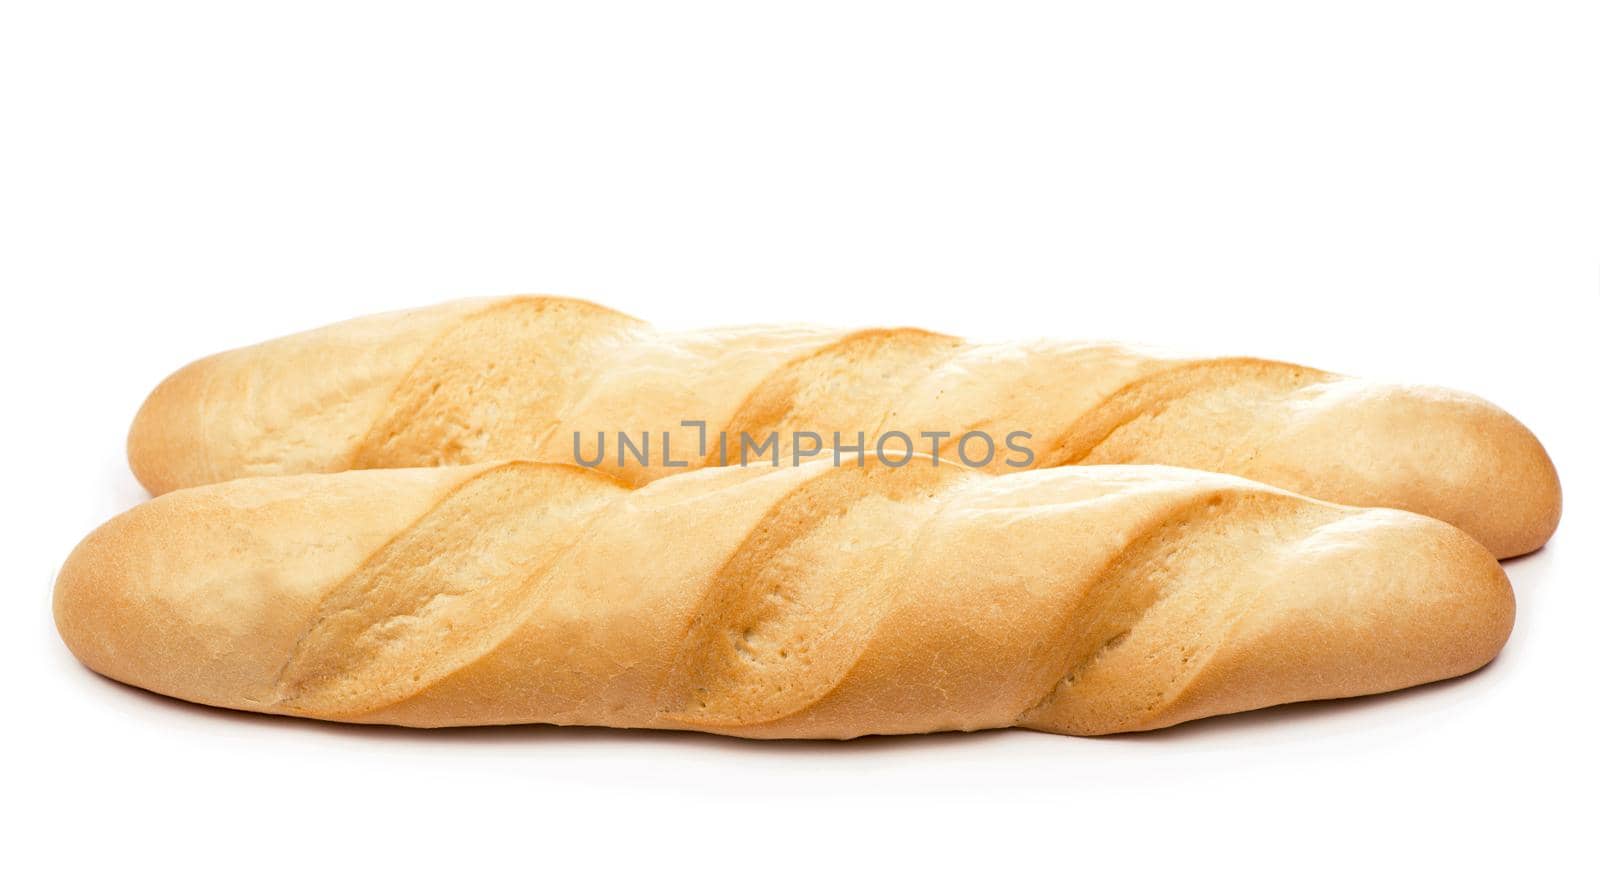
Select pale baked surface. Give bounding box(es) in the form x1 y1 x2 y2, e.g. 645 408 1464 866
127 296 1561 558
56 458 1514 738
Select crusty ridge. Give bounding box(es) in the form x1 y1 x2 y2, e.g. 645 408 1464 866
127 295 1561 557
57 458 1515 738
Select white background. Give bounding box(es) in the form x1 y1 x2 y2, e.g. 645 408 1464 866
4 2 1595 883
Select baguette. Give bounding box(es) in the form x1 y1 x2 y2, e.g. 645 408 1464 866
56 457 1514 737
127 296 1560 558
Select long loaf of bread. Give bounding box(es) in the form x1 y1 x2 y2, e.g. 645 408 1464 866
56 457 1514 737
128 296 1560 558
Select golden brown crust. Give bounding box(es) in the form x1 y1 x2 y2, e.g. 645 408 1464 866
126 295 1562 557
56 458 1515 738
721 327 963 460
127 299 495 491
